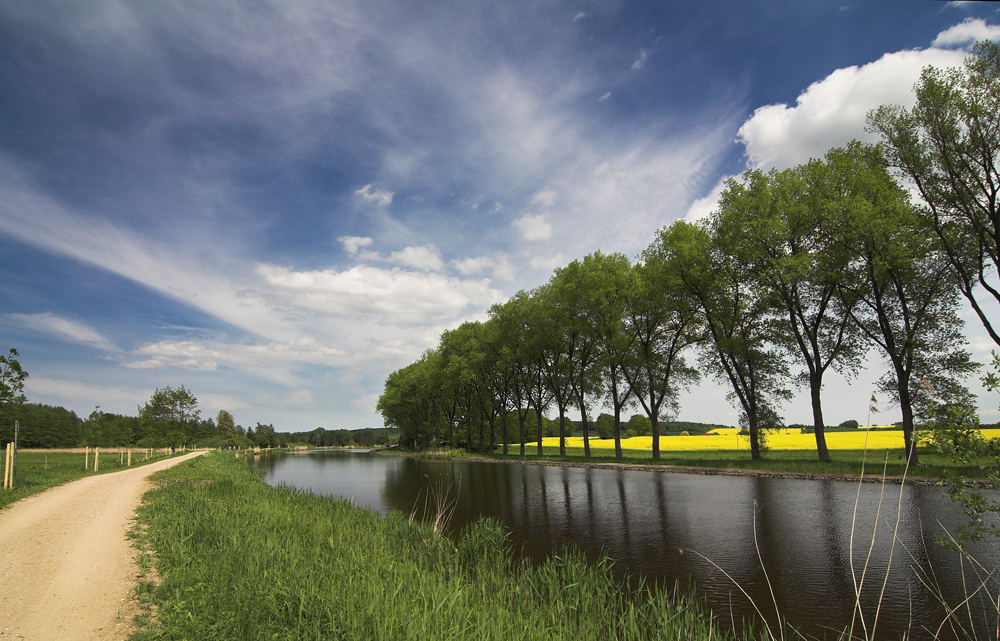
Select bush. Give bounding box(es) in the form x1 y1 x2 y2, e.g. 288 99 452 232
596 413 614 439
627 414 651 437
839 419 860 429
680 431 690 436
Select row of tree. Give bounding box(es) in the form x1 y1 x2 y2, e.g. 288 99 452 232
378 42 1000 465
0 384 287 450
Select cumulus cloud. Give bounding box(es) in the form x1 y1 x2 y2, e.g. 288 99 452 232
684 176 735 223
354 184 394 207
339 235 374 254
932 18 1000 48
3 312 116 351
388 245 445 271
513 214 553 242
256 263 502 326
737 47 967 170
451 254 515 281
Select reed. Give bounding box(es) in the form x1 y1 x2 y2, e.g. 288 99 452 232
130 452 738 640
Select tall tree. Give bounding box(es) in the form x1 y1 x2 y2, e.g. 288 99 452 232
217 410 237 437
710 164 865 462
828 142 977 465
533 284 575 456
548 252 632 458
629 246 702 460
869 40 1000 347
138 385 200 448
662 220 791 460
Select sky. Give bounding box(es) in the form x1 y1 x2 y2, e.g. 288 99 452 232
2 1 1000 432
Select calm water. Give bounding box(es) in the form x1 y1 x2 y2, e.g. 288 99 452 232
253 450 999 639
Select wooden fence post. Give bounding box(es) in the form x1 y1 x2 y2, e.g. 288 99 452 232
128 449 132 467
95 447 100 472
84 446 89 470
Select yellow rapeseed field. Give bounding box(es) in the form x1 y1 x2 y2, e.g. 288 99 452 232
542 428 1000 452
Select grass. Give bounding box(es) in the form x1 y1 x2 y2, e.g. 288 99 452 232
0 448 180 511
129 452 741 641
404 441 990 481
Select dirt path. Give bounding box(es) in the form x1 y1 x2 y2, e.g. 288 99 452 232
0 451 204 640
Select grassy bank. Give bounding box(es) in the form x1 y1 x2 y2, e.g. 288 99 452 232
395 445 988 482
0 448 180 511
130 452 737 640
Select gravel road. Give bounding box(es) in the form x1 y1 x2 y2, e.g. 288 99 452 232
0 452 204 640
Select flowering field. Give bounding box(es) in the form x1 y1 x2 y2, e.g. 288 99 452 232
541 428 1000 452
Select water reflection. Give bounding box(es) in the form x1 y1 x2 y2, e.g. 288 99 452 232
254 451 998 640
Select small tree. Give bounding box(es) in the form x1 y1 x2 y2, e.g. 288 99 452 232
0 348 28 416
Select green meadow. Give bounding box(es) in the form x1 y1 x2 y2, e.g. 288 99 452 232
0 448 179 511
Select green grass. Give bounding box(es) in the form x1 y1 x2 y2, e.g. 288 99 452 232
129 452 740 641
0 448 181 511
400 446 986 482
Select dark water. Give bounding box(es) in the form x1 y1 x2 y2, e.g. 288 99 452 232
252 450 999 640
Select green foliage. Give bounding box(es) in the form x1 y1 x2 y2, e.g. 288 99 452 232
1 403 81 448
922 401 1000 546
869 40 1000 348
626 414 651 437
596 413 614 439
839 419 860 429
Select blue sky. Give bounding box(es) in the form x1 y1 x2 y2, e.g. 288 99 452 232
2 1 999 432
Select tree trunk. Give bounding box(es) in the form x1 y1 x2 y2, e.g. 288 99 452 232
536 409 544 456
558 406 566 457
613 406 623 459
810 373 831 462
518 411 526 457
578 395 591 458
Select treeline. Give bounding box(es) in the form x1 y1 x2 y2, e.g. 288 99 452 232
284 426 399 448
378 43 1000 466
0 385 294 450
0 401 285 450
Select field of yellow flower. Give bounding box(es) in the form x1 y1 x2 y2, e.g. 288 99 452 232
542 428 1000 452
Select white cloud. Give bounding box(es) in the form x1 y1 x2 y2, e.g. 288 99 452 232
932 18 1000 48
339 235 374 254
513 214 553 242
388 245 445 271
25 376 148 416
736 47 968 170
3 312 116 351
529 253 566 273
632 48 649 71
530 189 557 208
0 156 299 342
125 338 352 384
256 263 502 326
684 176 735 223
354 183 394 207
451 254 515 281
573 11 586 22
599 91 611 102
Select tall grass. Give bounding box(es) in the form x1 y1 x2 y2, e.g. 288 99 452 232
130 452 739 640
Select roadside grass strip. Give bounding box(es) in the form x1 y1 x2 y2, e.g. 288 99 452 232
130 452 736 641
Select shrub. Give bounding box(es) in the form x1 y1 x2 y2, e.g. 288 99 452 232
596 413 614 439
627 414 651 437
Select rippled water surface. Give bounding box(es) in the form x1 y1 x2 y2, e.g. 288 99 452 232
253 450 999 639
